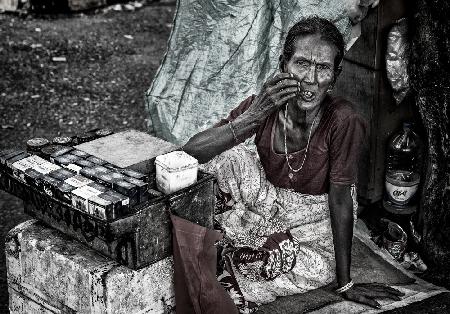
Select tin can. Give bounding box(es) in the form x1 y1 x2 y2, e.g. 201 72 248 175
26 138 50 153
76 132 97 144
95 128 113 138
52 136 73 146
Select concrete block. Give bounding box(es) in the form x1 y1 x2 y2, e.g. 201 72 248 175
6 220 175 313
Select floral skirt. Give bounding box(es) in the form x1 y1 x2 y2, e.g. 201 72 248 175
200 144 358 313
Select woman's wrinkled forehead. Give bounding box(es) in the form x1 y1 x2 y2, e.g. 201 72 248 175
289 34 338 65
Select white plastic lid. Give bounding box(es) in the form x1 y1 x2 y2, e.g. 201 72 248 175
155 151 198 172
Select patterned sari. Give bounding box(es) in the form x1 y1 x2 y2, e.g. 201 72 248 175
201 144 358 313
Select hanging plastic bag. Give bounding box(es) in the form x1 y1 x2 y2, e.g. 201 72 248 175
386 18 410 105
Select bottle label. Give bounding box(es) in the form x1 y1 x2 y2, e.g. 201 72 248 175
385 173 420 205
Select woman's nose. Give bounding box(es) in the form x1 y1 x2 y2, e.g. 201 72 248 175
304 65 316 84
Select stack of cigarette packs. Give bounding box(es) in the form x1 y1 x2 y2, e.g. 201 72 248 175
0 147 151 221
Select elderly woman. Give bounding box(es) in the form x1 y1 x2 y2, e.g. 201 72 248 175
183 16 403 313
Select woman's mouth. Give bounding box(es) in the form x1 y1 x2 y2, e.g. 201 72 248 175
299 90 316 102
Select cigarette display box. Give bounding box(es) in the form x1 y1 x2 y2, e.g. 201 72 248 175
0 130 214 269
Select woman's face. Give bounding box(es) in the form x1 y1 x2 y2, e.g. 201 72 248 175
284 34 338 112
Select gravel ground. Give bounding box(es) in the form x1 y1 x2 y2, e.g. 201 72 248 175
0 2 175 312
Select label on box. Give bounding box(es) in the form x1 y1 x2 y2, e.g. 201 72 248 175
65 175 93 188
66 163 82 174
32 162 61 175
71 185 102 213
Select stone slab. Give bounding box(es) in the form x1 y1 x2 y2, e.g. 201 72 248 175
76 130 179 174
6 220 175 313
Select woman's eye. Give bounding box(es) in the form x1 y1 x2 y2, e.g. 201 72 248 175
296 60 310 68
316 64 329 71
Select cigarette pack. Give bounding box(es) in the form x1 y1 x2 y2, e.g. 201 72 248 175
71 184 104 213
41 175 62 198
60 154 81 163
48 168 77 181
87 156 107 166
75 159 95 168
49 147 73 162
5 152 30 171
95 173 115 188
0 150 25 169
102 189 129 209
92 166 110 175
124 177 148 203
66 163 83 174
112 180 138 207
10 156 35 182
120 169 148 182
55 182 77 204
109 172 126 181
70 149 91 158
64 175 93 189
24 168 44 189
30 157 61 175
88 182 108 193
88 194 114 220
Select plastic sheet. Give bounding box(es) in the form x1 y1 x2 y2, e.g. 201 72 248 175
386 18 410 105
145 0 361 145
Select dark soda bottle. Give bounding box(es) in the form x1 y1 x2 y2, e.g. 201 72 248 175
383 122 423 214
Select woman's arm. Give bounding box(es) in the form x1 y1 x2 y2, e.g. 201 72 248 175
328 183 353 287
183 72 300 163
182 113 259 164
329 183 404 308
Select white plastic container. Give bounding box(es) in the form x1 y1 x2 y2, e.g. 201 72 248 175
155 151 198 194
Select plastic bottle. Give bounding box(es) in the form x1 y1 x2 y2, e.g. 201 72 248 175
383 122 423 214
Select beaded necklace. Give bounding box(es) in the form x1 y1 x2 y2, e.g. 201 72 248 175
283 102 320 173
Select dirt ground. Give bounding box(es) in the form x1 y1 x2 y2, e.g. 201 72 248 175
0 2 175 311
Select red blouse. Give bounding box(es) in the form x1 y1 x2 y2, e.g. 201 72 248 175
214 95 368 195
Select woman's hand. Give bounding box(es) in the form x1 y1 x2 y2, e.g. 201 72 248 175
239 72 299 125
341 283 405 309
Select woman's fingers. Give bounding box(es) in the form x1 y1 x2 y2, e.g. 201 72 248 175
349 293 381 309
364 290 402 301
369 284 405 296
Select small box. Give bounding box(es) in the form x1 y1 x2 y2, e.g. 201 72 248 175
70 149 91 158
71 184 104 213
112 180 138 207
75 159 95 168
92 165 110 175
30 157 61 175
88 194 114 220
48 168 77 181
64 175 93 189
10 156 35 182
87 156 107 165
155 151 198 194
95 173 115 188
55 182 76 204
101 189 130 214
0 150 25 168
49 146 73 162
124 177 148 203
120 169 148 182
66 163 83 174
5 152 30 171
24 169 44 189
60 154 81 163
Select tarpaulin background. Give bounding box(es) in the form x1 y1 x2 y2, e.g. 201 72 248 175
145 0 362 145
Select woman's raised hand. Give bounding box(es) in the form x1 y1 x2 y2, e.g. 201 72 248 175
243 72 299 124
342 283 405 309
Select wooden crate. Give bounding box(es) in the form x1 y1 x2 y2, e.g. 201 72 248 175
0 165 214 270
